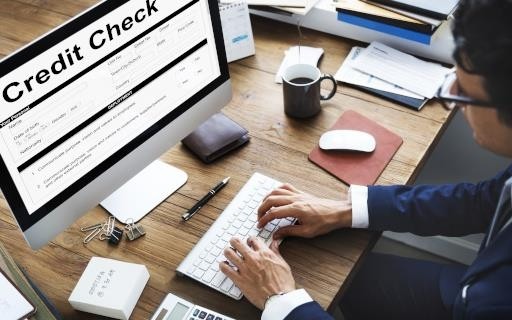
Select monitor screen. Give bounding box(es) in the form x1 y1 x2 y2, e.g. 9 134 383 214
0 0 229 246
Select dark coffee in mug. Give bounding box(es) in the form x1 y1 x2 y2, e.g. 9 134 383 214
282 64 337 118
290 77 314 85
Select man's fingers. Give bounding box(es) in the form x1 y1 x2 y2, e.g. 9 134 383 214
257 204 298 228
280 183 302 193
224 246 243 268
229 237 252 258
273 225 304 240
247 236 264 251
220 261 240 281
257 195 294 219
269 240 281 254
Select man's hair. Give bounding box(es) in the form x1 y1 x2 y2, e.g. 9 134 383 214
453 0 512 125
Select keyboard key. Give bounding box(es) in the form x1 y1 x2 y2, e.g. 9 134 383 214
220 278 234 292
187 265 196 275
202 269 216 283
243 220 254 229
242 206 252 215
211 272 226 287
205 254 216 264
248 214 257 222
216 239 227 249
247 200 259 209
259 229 271 239
230 285 241 297
199 261 210 271
193 268 205 279
193 259 201 267
264 223 276 232
232 220 242 229
238 227 250 236
210 262 220 272
227 226 237 235
211 247 222 256
222 233 232 242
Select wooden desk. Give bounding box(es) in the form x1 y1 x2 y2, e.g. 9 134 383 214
0 1 452 319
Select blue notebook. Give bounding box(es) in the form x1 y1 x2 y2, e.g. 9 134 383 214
337 12 432 44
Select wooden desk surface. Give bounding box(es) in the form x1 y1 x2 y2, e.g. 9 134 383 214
0 1 453 319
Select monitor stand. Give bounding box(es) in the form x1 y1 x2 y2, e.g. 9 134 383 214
100 160 188 224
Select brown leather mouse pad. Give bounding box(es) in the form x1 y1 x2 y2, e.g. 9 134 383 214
309 110 403 186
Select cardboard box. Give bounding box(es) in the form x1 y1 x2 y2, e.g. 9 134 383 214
69 257 150 320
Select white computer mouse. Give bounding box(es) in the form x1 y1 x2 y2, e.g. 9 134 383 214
319 129 376 152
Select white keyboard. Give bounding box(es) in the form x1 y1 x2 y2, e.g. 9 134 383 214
176 172 296 300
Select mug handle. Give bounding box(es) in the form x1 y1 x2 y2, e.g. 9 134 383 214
319 74 337 100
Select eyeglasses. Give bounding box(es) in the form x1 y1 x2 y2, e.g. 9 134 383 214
436 70 494 110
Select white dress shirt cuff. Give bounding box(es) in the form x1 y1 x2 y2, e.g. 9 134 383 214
349 185 369 228
261 288 313 320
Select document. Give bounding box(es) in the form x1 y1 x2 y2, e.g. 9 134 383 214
351 41 451 98
0 270 35 319
335 46 423 99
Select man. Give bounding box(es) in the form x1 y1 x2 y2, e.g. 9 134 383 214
219 0 512 319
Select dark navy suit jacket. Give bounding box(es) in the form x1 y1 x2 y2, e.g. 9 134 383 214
285 164 512 320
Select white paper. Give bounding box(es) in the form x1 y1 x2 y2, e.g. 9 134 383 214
219 2 255 63
335 47 423 99
221 0 306 7
275 46 324 83
0 272 34 320
351 41 451 98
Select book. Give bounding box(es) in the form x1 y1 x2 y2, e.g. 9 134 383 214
368 0 460 20
363 1 442 27
333 0 435 34
337 12 433 44
0 242 61 320
309 110 403 185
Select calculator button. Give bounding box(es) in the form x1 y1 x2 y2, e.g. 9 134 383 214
206 315 215 320
215 317 222 320
193 309 200 316
199 311 207 319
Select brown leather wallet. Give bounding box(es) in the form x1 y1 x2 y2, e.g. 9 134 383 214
181 113 250 163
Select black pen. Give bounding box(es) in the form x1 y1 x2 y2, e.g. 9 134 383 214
182 177 230 221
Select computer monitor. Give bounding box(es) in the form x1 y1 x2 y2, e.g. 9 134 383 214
0 0 231 249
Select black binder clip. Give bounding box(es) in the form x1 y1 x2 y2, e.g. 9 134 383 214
108 226 123 245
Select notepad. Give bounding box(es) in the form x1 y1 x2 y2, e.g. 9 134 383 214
0 270 35 320
219 1 255 63
309 110 403 185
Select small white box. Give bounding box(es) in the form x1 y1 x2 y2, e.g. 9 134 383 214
69 257 150 320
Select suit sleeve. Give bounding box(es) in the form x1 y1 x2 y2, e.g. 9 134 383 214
367 165 512 236
284 302 334 320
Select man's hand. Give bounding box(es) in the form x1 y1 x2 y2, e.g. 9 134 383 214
220 237 296 310
257 183 352 239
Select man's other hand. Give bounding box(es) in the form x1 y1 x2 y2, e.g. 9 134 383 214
220 236 296 310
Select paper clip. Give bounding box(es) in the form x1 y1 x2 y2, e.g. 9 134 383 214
80 223 103 232
83 227 102 244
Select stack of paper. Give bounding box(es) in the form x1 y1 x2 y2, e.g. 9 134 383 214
221 0 319 15
333 0 455 44
335 41 451 110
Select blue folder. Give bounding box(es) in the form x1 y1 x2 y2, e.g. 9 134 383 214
337 12 432 45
